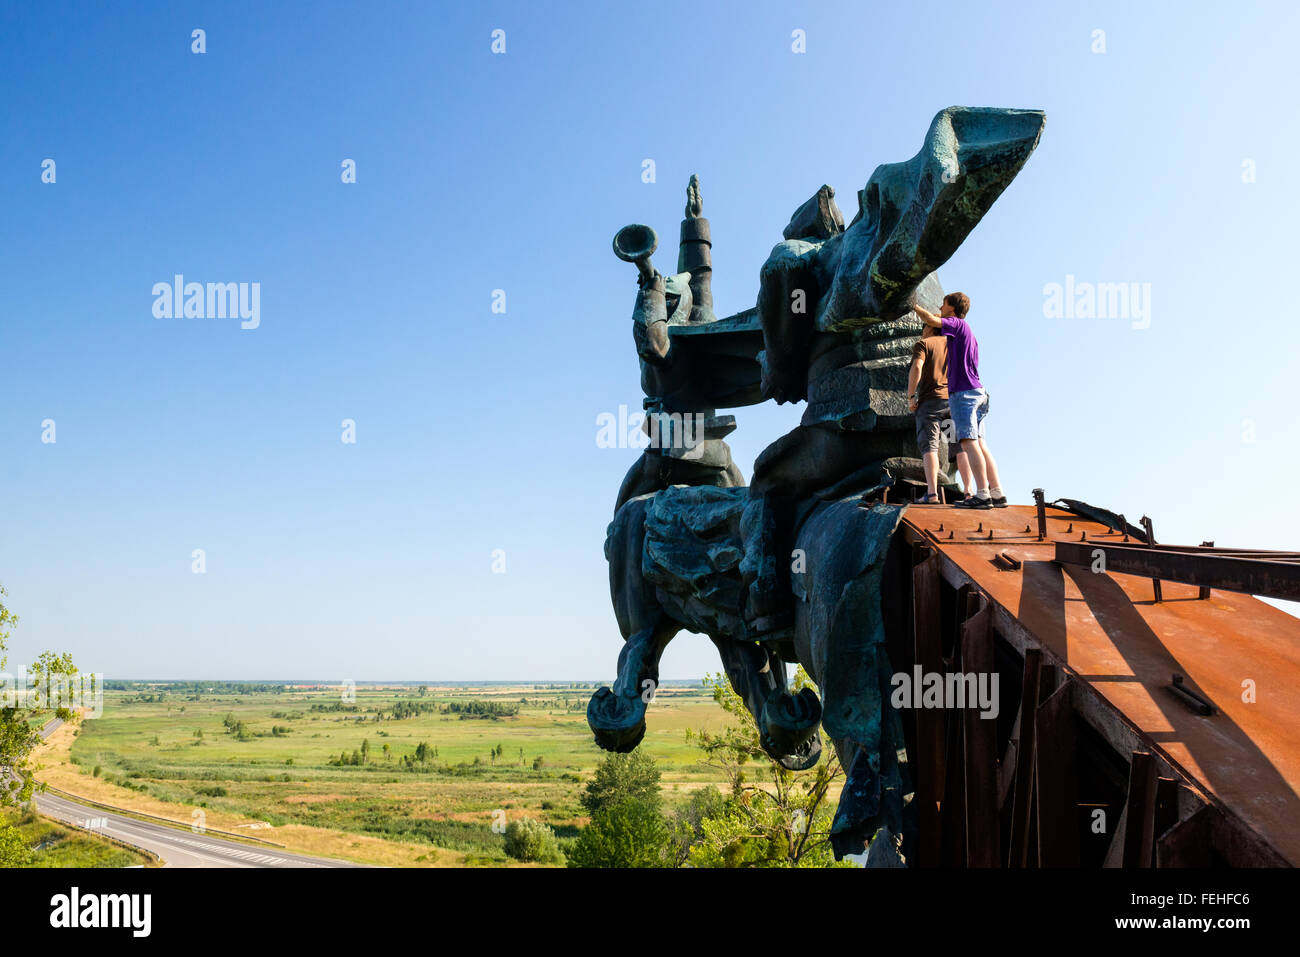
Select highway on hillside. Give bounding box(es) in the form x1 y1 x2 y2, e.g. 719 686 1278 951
33 719 366 868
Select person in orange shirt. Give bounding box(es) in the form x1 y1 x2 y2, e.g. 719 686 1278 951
907 321 966 503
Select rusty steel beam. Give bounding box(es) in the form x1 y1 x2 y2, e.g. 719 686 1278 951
1054 540 1300 602
1140 516 1163 603
1122 751 1158 868
912 554 945 867
962 602 1001 867
941 684 967 868
1091 541 1300 560
1008 649 1043 867
1198 541 1214 599
1154 776 1181 854
1035 681 1081 866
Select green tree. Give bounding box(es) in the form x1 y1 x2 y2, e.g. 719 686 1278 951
684 669 844 867
567 797 667 868
0 584 80 865
2 587 52 808
0 586 17 655
28 649 77 712
581 748 662 817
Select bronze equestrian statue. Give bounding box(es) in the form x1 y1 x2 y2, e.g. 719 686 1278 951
588 106 1045 859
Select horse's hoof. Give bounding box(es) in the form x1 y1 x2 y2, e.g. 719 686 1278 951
777 729 823 771
587 687 648 753
760 688 823 767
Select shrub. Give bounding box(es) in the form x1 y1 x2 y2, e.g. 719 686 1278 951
665 784 727 865
503 817 565 864
0 823 33 867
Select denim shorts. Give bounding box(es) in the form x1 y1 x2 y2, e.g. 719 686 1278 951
949 388 989 442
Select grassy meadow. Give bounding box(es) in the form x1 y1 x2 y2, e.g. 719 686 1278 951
2 806 156 868
35 681 739 866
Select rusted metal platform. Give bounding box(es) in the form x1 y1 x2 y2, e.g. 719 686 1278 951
893 501 1300 867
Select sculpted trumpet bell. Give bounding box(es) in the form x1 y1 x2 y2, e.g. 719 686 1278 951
612 223 658 264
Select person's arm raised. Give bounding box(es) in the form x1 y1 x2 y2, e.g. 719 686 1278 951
913 304 943 328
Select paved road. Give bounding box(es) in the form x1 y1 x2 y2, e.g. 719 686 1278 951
33 718 365 868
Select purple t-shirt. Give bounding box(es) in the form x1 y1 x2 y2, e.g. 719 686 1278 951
940 316 983 393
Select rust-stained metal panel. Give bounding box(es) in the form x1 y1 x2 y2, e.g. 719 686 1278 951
900 504 1300 866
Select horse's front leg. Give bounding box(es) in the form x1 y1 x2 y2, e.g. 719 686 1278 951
588 615 680 752
710 637 823 771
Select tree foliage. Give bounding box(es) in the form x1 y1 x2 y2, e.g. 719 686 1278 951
440 700 519 719
567 797 667 868
580 748 661 817
1 584 81 866
503 817 565 864
684 669 845 867
0 819 33 868
1 585 47 809
0 586 18 662
27 650 77 710
389 700 438 720
665 784 725 867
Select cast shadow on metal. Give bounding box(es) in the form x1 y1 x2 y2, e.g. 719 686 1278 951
588 106 1045 863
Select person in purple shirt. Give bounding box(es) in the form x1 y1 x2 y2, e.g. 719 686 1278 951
914 292 1006 508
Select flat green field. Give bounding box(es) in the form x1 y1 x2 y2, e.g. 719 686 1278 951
54 682 737 864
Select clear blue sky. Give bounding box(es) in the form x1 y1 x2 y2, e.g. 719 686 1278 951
2 0 1296 680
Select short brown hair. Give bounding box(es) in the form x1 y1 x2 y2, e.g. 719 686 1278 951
944 292 970 318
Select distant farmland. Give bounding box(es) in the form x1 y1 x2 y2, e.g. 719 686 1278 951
35 682 737 866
